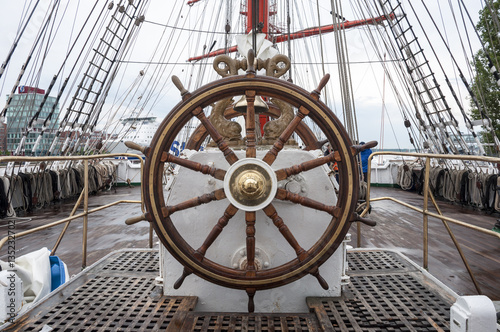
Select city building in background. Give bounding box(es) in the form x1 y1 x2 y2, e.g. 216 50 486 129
0 121 7 152
4 86 60 155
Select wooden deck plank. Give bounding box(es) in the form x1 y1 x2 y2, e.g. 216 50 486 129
166 297 199 332
0 186 147 275
306 298 336 332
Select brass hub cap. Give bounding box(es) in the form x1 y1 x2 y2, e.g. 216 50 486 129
238 170 264 198
224 158 278 211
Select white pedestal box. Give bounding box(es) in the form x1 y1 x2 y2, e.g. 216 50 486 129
159 149 347 312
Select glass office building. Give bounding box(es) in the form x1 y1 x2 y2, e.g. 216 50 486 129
5 86 60 155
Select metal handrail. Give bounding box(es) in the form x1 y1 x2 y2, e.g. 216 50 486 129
359 151 500 295
0 153 147 269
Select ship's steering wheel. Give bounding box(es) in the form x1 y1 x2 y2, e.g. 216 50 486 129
137 57 367 312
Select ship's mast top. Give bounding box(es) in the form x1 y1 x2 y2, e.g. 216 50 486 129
245 0 269 37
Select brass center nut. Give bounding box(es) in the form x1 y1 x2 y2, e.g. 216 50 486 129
237 170 265 199
227 161 275 209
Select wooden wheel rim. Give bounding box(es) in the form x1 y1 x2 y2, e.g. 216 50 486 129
144 74 358 290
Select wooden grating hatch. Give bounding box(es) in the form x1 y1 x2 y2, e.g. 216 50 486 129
180 313 320 331
308 275 451 331
32 278 194 331
347 250 408 272
2 249 455 331
100 250 160 273
3 250 197 332
309 250 453 331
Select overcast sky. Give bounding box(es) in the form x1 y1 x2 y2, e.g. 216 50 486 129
0 1 486 149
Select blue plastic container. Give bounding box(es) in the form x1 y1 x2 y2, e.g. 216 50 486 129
49 256 66 291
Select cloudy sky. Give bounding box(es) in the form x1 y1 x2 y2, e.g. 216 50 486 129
0 0 486 149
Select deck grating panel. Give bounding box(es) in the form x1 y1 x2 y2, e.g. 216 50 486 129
6 275 195 332
308 273 451 331
182 312 320 331
100 250 159 273
347 250 410 274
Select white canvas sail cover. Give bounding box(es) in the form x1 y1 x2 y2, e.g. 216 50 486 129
235 33 278 62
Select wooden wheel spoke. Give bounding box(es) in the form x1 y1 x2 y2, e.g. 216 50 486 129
310 268 329 290
161 151 226 181
275 188 340 218
245 211 256 276
192 106 238 165
262 106 309 166
174 204 238 290
162 188 226 217
196 204 239 258
275 151 341 181
246 288 256 313
245 90 257 158
350 140 378 157
173 268 192 289
263 204 308 261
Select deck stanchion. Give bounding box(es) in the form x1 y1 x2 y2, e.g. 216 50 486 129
82 160 89 269
359 155 374 248
353 151 500 296
0 200 143 253
422 157 430 270
356 222 361 248
149 224 153 248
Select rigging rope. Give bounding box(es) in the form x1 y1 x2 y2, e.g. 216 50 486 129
406 1 484 161
1 0 60 120
419 0 500 154
0 0 41 81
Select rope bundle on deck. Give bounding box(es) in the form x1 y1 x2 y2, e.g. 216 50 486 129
397 163 499 212
0 161 117 218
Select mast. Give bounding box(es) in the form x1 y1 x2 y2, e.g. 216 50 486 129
246 0 269 35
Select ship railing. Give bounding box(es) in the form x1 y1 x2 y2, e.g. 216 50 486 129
360 151 500 295
0 153 148 270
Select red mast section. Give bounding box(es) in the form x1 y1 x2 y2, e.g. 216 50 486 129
187 0 393 62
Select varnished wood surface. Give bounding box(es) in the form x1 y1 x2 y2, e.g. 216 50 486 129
0 185 498 301
262 106 309 166
184 105 319 151
352 186 500 300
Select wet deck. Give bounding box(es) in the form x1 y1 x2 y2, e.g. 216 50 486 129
0 185 498 301
0 185 148 275
354 186 500 301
